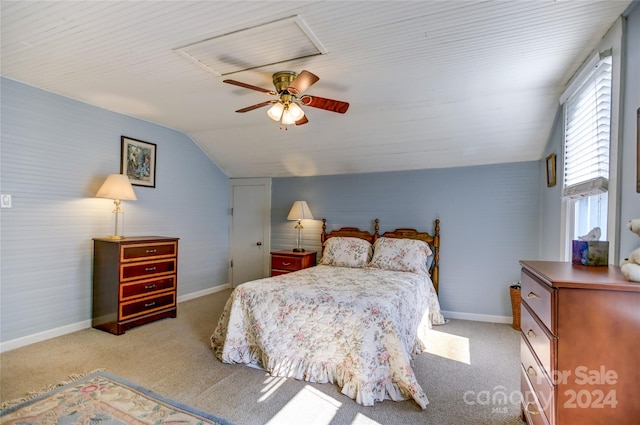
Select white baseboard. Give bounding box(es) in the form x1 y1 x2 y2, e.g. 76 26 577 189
177 283 231 303
442 310 513 324
0 320 93 353
0 283 232 353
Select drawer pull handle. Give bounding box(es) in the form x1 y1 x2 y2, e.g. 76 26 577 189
527 329 537 338
282 262 291 266
526 366 537 377
145 267 156 272
146 249 157 254
527 291 540 299
144 284 156 290
525 402 540 415
144 302 156 308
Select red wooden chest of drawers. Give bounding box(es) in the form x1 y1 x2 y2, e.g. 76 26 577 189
92 236 179 335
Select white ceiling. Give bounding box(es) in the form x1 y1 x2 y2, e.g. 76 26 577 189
1 1 632 178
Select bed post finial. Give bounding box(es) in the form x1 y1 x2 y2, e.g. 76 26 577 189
374 218 380 240
321 218 327 245
433 219 440 295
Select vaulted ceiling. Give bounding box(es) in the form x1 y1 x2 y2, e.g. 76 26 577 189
1 1 632 178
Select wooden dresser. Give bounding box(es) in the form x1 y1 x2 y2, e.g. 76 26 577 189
271 250 317 276
519 260 639 425
92 236 179 335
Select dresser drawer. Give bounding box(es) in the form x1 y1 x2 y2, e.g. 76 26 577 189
120 292 176 320
120 276 176 300
521 366 551 425
521 270 555 333
521 303 555 376
272 255 303 271
121 242 177 262
120 259 176 282
521 336 554 423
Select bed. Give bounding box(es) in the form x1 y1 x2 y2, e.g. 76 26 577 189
210 218 444 409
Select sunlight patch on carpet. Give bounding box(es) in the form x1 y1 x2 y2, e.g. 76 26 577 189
425 329 471 364
259 375 288 402
265 385 341 425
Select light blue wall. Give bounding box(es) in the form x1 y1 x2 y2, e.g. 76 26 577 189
271 162 541 318
0 78 230 343
539 107 564 259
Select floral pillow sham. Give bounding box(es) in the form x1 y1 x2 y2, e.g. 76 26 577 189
320 237 373 268
368 237 433 275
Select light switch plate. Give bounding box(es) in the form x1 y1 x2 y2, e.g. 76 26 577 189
1 194 12 208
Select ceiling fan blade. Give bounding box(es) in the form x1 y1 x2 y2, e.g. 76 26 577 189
287 70 319 96
295 115 309 126
235 100 276 113
300 95 349 114
224 79 276 95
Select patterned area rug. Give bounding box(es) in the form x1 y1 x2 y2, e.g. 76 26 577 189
0 370 235 425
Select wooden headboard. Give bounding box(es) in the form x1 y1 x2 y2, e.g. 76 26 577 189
380 220 440 294
321 218 380 245
320 218 441 294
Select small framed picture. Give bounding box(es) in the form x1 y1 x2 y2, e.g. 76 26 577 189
121 136 156 187
546 153 556 187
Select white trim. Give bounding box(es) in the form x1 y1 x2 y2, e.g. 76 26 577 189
177 283 231 303
559 49 612 105
559 53 601 105
0 284 232 353
441 310 512 325
0 320 92 354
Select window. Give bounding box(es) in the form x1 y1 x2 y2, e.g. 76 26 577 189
562 53 612 244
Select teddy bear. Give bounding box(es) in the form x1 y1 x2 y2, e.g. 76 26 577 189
620 219 640 282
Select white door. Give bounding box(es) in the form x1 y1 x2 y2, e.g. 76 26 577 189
230 178 271 287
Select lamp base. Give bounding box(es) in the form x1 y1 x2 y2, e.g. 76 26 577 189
292 248 305 252
106 235 126 240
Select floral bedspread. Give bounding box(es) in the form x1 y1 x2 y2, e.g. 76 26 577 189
210 265 445 409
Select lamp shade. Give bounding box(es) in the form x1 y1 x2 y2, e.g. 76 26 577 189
96 174 137 200
287 201 313 220
288 102 305 121
267 102 285 121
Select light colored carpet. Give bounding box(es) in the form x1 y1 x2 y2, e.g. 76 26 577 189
1 290 524 425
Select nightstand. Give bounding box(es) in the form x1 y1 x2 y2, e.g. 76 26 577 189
271 250 317 276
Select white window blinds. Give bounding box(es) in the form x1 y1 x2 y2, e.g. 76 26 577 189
562 53 612 200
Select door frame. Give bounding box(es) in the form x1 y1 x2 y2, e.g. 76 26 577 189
229 178 272 286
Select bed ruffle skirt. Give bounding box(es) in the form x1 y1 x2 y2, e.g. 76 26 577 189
211 343 430 409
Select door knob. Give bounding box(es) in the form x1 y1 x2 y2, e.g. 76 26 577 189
256 242 262 246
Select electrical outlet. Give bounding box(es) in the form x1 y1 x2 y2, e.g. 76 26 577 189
1 194 12 208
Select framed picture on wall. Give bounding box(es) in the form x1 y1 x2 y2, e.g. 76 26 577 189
121 136 156 188
546 153 556 187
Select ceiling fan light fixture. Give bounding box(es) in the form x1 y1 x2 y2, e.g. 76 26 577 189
281 105 297 125
267 102 284 121
288 102 305 121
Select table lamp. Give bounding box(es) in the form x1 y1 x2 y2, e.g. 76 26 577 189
96 174 137 239
287 201 313 252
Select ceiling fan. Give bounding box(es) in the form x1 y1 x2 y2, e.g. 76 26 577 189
223 70 349 129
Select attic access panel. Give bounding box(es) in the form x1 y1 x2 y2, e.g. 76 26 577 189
174 15 327 76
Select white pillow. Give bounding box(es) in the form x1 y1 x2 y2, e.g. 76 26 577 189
369 237 433 275
320 237 373 268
